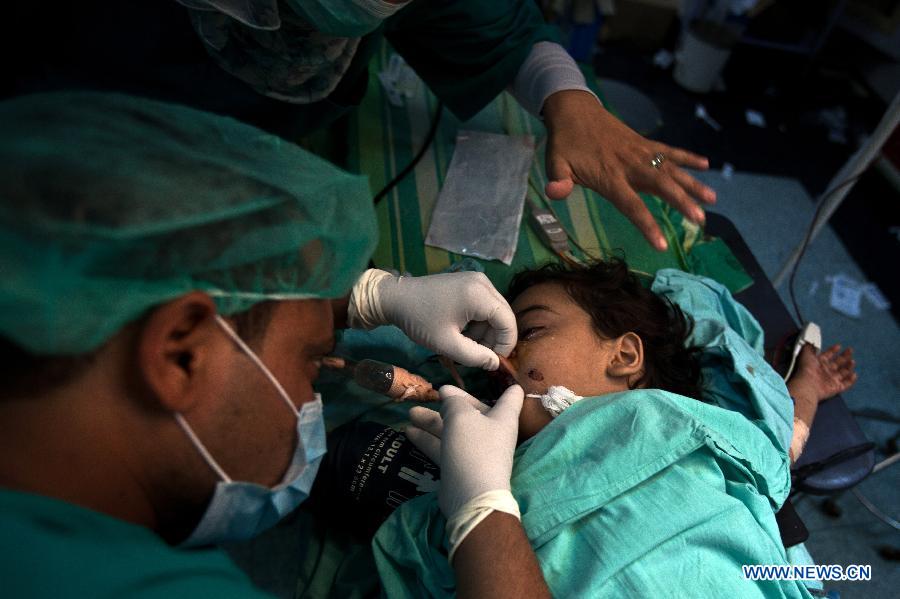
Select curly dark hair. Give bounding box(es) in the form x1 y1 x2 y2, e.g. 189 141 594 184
507 259 703 400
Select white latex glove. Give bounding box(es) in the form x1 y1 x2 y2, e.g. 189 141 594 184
347 269 517 370
406 384 524 522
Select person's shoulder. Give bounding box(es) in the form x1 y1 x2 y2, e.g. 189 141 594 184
0 489 271 599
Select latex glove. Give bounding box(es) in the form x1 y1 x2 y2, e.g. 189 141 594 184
406 384 524 520
542 90 717 251
347 269 516 370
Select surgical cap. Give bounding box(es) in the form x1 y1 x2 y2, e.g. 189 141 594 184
0 92 377 355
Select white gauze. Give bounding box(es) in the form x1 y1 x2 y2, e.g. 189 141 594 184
526 385 584 418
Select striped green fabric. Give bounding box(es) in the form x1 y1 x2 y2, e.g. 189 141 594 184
344 44 752 294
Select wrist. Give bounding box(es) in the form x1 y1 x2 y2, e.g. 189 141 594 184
542 89 603 129
346 268 394 329
445 489 520 564
786 378 820 407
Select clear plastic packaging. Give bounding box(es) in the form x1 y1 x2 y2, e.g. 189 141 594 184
425 130 535 265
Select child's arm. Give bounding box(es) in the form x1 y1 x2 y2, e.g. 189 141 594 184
786 344 857 462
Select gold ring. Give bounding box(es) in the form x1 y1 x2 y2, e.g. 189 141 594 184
650 152 666 169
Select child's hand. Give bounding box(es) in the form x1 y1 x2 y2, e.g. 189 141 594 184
789 344 857 405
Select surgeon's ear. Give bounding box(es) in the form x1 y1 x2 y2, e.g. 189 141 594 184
606 332 644 385
136 292 227 412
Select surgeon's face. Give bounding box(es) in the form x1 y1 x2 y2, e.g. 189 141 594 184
506 283 632 440
208 300 334 487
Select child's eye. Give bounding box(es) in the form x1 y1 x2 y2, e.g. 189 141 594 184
520 326 544 341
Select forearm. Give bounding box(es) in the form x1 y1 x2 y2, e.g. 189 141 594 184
786 384 818 462
453 511 551 599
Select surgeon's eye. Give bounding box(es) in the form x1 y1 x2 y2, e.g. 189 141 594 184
520 326 544 341
307 356 325 378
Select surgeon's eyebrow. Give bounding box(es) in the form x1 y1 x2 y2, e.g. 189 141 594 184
514 304 558 319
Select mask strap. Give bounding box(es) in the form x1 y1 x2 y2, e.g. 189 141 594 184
351 0 409 19
213 314 300 417
174 412 233 483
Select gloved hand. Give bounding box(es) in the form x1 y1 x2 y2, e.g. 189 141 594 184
347 269 517 370
406 385 525 561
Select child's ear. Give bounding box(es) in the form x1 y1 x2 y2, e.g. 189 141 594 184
606 332 644 385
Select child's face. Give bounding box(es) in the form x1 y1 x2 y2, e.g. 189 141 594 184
505 282 634 441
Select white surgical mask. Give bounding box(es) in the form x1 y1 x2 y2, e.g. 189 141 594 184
176 314 326 547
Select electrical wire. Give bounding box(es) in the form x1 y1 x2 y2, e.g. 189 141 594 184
373 101 443 205
873 451 900 474
852 488 900 531
787 160 877 324
558 250 582 268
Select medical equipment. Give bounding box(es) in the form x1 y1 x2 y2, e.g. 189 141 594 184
524 176 654 279
524 182 591 269
526 197 570 257
783 322 822 382
310 419 440 539
322 356 439 402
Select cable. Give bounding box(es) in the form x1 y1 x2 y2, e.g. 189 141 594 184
873 451 900 474
373 100 443 205
852 488 900 531
526 177 656 280
786 160 877 324
557 250 582 268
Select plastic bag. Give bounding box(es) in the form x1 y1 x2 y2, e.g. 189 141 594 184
425 130 534 265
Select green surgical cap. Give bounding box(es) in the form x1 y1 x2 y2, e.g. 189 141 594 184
0 92 377 355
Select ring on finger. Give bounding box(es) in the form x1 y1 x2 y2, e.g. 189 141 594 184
650 152 666 169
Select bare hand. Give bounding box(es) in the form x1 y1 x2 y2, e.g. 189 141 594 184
542 90 717 251
789 344 858 404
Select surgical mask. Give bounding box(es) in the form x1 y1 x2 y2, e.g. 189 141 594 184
176 314 326 547
285 0 411 37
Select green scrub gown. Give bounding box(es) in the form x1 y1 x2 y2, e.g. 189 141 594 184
0 489 271 598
